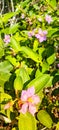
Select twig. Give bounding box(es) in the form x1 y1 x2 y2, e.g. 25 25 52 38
41 127 46 130
0 0 4 15
10 0 16 26
10 0 14 12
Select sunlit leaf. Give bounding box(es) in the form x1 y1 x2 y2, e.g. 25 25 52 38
18 112 37 130
10 37 20 53
47 53 55 65
2 12 17 23
14 76 23 90
9 23 19 34
0 61 13 86
37 110 53 128
26 74 50 93
15 67 30 84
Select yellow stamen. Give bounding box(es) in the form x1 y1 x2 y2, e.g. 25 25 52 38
28 97 33 103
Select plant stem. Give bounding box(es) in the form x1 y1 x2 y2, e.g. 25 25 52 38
41 127 46 130
10 0 14 12
0 0 4 15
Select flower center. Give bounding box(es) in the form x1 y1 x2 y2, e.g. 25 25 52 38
27 97 33 103
39 32 45 37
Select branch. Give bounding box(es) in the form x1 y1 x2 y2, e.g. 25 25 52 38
10 0 16 26
0 0 4 15
41 127 46 130
10 0 14 12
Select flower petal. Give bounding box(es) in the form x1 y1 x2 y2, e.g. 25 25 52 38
39 36 44 42
32 95 40 104
19 103 28 114
43 30 48 35
27 86 35 97
4 102 11 110
29 103 37 116
38 28 42 33
21 90 28 101
35 34 40 39
45 15 53 24
4 35 10 44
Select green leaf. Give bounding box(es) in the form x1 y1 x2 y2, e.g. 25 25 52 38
18 112 37 130
20 46 40 63
14 76 23 90
0 16 3 28
33 39 39 52
38 47 45 61
45 76 53 88
33 5 39 10
37 110 53 128
42 62 49 73
1 92 12 102
0 38 4 58
48 28 58 37
10 37 20 53
15 67 30 84
56 122 59 130
1 28 9 34
37 90 44 103
6 55 19 67
0 91 12 114
0 61 13 86
2 12 16 23
47 0 56 8
26 74 50 93
1 92 12 111
9 23 19 34
35 69 43 78
47 53 55 65
0 47 4 59
57 11 59 16
0 47 4 58
0 61 13 72
0 72 11 86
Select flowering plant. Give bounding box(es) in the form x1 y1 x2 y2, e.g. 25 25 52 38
0 0 59 130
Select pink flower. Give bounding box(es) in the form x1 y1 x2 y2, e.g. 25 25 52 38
28 29 36 38
4 35 10 44
35 28 47 42
19 87 40 116
28 30 35 38
28 32 33 37
45 14 53 24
